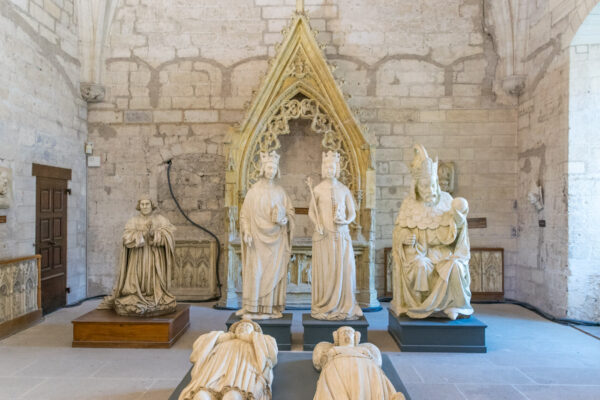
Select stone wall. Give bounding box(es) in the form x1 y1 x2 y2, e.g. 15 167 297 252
87 0 520 297
567 5 600 321
0 0 87 302
516 0 599 319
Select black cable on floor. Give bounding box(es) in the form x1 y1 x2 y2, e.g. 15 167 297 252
64 294 107 308
166 159 222 302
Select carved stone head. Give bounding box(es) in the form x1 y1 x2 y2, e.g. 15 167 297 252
321 151 340 179
259 151 281 180
230 319 262 335
410 145 441 205
332 326 360 347
136 196 157 216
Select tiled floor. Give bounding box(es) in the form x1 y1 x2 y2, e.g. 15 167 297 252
0 301 599 399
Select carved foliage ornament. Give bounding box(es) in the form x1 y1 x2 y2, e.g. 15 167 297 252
247 97 355 191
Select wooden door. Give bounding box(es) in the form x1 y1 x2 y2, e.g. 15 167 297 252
36 176 68 314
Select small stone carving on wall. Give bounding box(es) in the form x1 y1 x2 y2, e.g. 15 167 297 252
0 167 13 209
437 161 455 194
172 240 217 301
469 248 504 300
0 257 39 324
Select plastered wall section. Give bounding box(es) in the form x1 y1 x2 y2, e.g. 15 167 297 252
87 0 519 296
517 0 599 319
568 43 600 321
0 0 88 302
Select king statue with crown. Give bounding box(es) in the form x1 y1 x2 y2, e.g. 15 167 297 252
237 151 295 319
391 144 473 320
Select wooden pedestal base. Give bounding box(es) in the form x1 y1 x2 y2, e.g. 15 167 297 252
72 304 190 348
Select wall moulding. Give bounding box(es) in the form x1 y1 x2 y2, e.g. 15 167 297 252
220 9 379 310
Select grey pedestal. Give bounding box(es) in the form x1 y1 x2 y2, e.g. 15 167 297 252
302 313 369 350
225 312 293 350
169 351 411 400
388 309 487 353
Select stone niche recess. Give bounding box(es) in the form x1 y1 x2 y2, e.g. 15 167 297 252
220 10 378 310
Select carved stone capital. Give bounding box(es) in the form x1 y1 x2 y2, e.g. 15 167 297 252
502 75 526 97
80 83 106 103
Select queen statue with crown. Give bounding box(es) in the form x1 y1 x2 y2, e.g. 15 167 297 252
391 144 472 320
306 151 363 320
237 151 295 319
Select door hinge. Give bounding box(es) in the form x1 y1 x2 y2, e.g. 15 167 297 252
65 287 71 294
65 188 72 195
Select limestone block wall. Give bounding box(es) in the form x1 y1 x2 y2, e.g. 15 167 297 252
517 0 600 319
87 0 519 297
0 0 87 302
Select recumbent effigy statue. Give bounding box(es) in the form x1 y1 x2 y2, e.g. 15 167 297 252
391 144 472 320
179 319 278 400
312 326 405 400
99 196 177 316
236 151 295 320
306 151 363 321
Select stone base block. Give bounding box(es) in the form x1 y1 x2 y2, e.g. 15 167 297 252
388 309 487 353
169 351 411 400
225 312 293 350
72 304 190 348
302 313 369 350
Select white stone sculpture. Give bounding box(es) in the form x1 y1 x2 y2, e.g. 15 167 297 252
236 151 295 319
0 167 12 209
307 151 363 320
527 182 544 212
391 144 473 320
312 326 405 400
98 196 177 316
179 319 278 400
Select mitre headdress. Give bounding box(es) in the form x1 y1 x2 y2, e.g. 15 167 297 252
410 144 438 180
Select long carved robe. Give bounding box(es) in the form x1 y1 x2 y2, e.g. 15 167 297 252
239 179 294 315
99 213 177 316
391 191 472 319
309 179 362 320
179 331 278 400
312 343 404 400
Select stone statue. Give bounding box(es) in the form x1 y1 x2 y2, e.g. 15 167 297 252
306 151 362 320
237 151 294 319
99 196 177 316
391 144 472 320
312 326 405 400
179 319 278 400
0 168 12 209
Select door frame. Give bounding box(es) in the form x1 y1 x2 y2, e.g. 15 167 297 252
32 163 71 313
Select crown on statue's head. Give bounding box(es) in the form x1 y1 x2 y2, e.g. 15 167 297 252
322 150 340 165
410 144 438 180
260 151 280 166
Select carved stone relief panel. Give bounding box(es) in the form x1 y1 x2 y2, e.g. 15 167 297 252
172 240 217 301
0 257 39 324
469 248 504 299
0 167 13 209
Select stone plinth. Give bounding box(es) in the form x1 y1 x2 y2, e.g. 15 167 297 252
225 312 293 350
388 309 487 353
302 313 369 350
169 351 411 400
72 304 190 348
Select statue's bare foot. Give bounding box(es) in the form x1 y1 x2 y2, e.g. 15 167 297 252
444 310 458 320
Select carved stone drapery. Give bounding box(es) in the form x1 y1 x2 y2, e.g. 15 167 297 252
220 9 378 310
